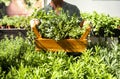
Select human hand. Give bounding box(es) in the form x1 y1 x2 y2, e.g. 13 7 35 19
30 19 40 28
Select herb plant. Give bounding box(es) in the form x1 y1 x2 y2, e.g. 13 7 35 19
81 11 120 37
32 10 83 40
1 36 120 79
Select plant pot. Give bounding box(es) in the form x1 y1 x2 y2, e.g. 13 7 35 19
0 26 4 29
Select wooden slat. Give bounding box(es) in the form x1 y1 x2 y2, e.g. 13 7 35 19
35 38 87 52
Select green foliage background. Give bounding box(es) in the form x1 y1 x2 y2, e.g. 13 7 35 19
0 36 120 79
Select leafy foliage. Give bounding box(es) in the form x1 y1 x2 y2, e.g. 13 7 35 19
0 36 120 79
0 36 31 75
81 11 120 36
94 42 120 79
32 10 84 40
0 15 32 29
0 0 10 6
0 11 120 39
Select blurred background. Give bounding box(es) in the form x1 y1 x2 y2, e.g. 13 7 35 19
0 0 120 17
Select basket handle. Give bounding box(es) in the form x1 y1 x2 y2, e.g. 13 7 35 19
80 23 92 40
30 19 42 38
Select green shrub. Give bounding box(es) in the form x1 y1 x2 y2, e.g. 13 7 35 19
0 36 116 79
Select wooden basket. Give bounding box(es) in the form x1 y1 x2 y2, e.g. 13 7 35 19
31 22 91 53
